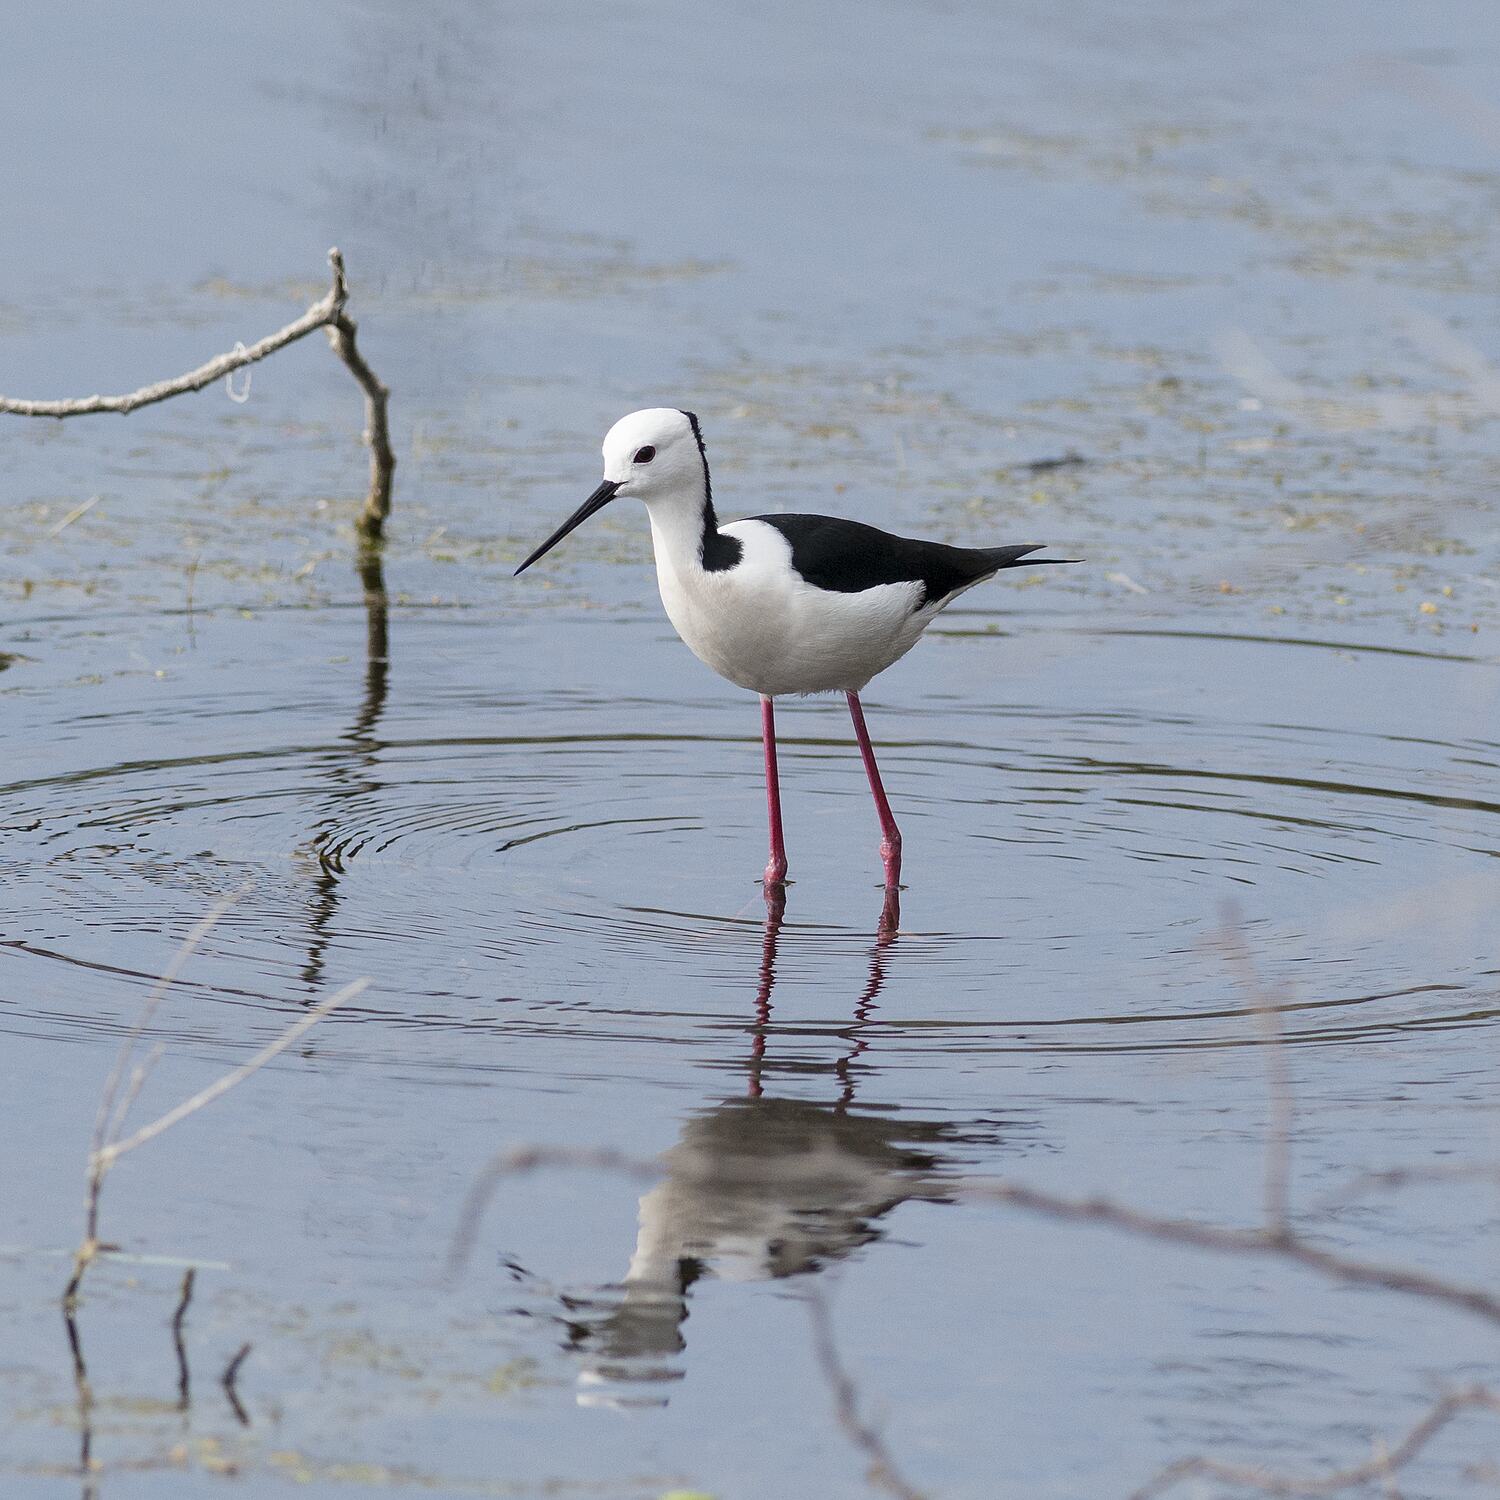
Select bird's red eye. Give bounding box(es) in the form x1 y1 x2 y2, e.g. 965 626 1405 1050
633 445 656 464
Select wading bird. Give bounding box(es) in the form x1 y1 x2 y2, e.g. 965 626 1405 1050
516 409 1070 895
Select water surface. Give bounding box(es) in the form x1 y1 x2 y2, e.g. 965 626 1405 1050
3 3 1500 1497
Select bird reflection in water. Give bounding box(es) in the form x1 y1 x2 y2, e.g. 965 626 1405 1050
561 888 977 1407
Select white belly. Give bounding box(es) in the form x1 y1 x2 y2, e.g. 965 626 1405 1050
652 518 933 696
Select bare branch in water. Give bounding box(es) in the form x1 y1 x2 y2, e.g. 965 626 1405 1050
0 248 396 538
0 261 342 417
325 251 395 540
805 1287 929 1500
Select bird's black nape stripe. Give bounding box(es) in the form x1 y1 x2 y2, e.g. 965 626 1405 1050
681 410 711 506
681 408 742 572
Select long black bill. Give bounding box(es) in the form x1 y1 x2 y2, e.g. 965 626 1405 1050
514 479 622 576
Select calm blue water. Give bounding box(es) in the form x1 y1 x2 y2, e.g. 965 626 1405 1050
3 3 1499 1497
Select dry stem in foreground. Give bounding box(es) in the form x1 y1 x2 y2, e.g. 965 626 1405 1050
66 905 369 1306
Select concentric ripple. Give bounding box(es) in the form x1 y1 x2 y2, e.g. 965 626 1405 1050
2 627 1497 1090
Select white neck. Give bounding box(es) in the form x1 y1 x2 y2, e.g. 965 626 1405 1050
644 481 715 580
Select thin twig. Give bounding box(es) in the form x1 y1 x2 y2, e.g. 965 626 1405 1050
92 897 236 1163
1376 1438 1402 1500
945 1175 1500 1332
75 897 238 1285
98 976 369 1167
325 249 395 540
1312 1160 1500 1212
110 1041 168 1156
446 1145 660 1282
1217 906 1294 1232
171 1267 195 1412
222 1341 252 1426
63 1301 98 1500
69 941 368 1308
1128 1384 1500 1499
0 248 395 537
805 1287 928 1500
0 271 342 418
43 494 99 538
185 552 200 647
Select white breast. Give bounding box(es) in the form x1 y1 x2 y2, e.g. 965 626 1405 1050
649 517 931 697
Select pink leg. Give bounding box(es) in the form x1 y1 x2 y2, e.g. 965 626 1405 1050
761 695 789 888
846 691 902 890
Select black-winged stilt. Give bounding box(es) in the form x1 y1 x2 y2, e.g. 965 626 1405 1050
516 408 1072 898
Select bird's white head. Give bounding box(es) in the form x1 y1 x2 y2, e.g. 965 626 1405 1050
515 407 712 575
601 407 704 498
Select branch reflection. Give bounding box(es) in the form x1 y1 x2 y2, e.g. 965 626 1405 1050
301 543 390 992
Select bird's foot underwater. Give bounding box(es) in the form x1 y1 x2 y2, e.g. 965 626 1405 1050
878 883 902 939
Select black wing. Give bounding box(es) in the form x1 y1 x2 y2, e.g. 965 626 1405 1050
750 513 1055 606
